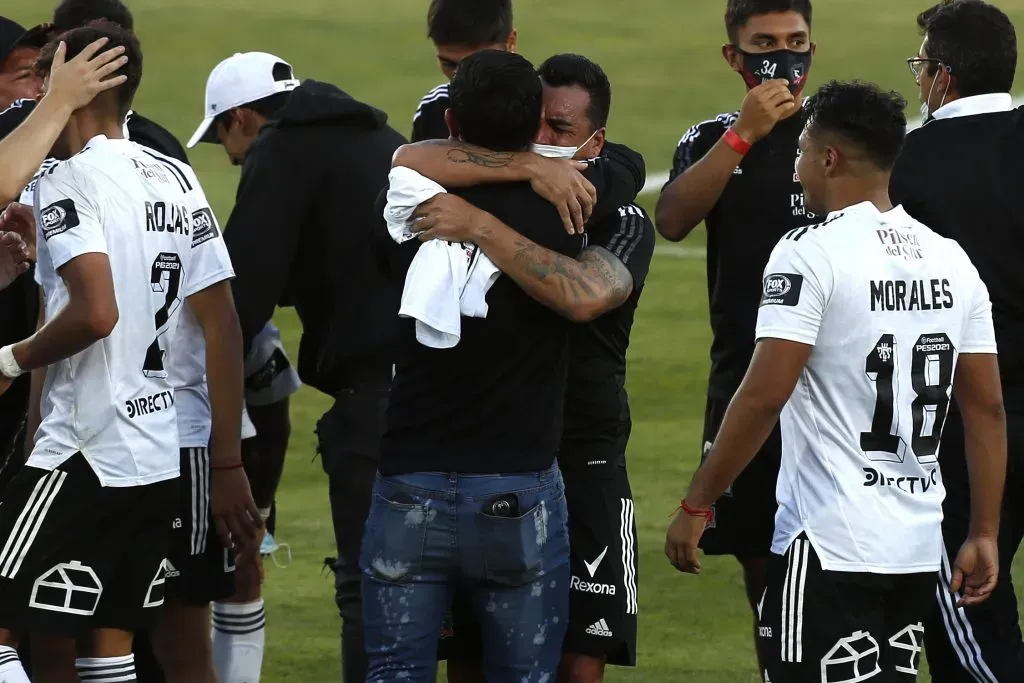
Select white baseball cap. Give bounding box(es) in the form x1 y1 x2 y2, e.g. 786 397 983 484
187 51 300 148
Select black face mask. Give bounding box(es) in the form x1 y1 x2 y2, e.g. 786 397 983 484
733 48 812 93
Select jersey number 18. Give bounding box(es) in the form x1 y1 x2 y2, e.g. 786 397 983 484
860 332 955 464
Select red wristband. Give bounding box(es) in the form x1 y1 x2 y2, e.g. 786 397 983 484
211 462 244 472
680 499 713 519
723 127 752 156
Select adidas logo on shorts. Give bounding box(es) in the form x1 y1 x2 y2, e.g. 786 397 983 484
586 618 613 638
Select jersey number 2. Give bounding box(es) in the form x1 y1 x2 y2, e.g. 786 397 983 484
860 332 954 463
143 252 183 378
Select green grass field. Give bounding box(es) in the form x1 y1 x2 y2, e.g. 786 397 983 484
9 1 1024 680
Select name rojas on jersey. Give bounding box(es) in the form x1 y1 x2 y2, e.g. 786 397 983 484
674 107 815 219
30 137 228 487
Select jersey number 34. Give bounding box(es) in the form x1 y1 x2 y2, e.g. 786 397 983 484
860 332 954 464
143 252 183 379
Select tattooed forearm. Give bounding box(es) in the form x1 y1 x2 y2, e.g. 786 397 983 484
508 240 633 320
445 146 515 169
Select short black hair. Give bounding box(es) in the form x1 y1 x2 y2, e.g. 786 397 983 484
52 0 134 32
35 20 142 118
725 0 813 43
918 0 1016 97
449 50 541 152
804 80 907 171
536 53 611 131
427 0 513 46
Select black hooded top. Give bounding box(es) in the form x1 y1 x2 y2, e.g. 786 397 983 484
222 80 406 395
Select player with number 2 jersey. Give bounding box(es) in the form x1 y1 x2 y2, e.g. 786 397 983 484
0 26 252 674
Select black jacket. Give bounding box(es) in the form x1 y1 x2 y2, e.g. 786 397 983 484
223 80 406 395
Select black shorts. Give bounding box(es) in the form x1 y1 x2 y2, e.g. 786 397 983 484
923 409 1024 683
167 447 235 605
437 462 639 666
562 463 637 665
698 395 781 559
759 536 933 683
0 453 176 636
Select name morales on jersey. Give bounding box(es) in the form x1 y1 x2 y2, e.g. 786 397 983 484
145 201 190 236
191 208 219 248
126 389 174 419
760 273 804 307
870 279 953 312
40 198 80 241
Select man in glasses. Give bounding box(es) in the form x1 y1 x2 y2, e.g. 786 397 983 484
890 2 1024 681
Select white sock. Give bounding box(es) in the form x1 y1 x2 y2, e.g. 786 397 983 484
212 598 266 683
0 646 29 683
76 654 136 682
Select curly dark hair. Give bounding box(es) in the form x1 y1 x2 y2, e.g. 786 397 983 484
804 80 907 170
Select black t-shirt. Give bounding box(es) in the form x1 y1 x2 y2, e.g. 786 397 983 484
379 144 646 475
890 107 1024 410
559 203 656 468
667 110 815 400
411 83 451 142
125 110 190 164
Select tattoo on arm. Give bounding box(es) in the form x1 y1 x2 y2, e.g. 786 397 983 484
445 146 515 169
510 242 633 318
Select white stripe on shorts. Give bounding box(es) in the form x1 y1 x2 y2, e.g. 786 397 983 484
619 498 638 615
0 469 67 578
780 538 809 663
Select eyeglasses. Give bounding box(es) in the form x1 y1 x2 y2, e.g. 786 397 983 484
907 57 941 79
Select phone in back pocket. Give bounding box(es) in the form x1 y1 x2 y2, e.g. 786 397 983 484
482 493 520 517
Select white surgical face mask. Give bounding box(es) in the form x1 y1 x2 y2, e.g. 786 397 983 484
921 65 952 120
530 129 599 159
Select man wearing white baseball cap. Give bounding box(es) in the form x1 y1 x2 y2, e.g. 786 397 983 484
186 51 299 152
191 50 406 683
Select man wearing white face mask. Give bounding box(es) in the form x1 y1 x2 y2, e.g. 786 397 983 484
397 54 653 683
890 2 1024 682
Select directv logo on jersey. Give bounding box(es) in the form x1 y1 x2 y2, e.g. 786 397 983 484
40 199 80 240
760 273 804 307
863 467 939 494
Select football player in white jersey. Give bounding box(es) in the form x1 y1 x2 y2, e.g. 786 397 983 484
0 22 260 683
666 80 1007 682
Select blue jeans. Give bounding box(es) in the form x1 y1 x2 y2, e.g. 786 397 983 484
360 465 570 683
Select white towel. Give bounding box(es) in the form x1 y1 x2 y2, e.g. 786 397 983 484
385 167 501 348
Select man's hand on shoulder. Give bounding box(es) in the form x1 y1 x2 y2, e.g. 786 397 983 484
522 155 594 235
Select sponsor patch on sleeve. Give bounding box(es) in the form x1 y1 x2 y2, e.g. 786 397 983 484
760 273 804 307
191 207 219 247
40 198 80 240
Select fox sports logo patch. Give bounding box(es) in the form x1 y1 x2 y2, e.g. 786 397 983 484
41 204 65 230
760 273 803 307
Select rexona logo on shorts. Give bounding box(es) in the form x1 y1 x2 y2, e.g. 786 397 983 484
571 574 616 595
760 272 804 307
40 198 81 241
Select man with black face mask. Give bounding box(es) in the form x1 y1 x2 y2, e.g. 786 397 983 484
655 0 815 676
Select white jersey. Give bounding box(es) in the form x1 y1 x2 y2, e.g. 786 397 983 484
164 209 234 449
31 135 229 487
756 201 997 574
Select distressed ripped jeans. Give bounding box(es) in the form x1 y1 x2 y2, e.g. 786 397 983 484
360 465 570 683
